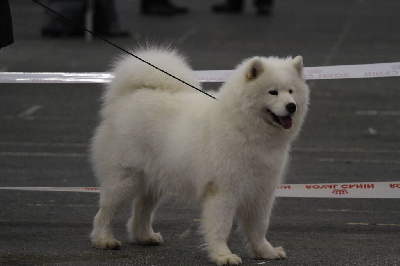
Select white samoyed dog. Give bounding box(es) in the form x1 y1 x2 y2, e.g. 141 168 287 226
90 47 309 265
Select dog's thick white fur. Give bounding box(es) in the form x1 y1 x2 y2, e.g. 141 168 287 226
90 47 309 265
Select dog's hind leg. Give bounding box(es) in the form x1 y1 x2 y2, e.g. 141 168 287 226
237 196 286 260
127 190 163 245
91 167 137 250
202 193 242 266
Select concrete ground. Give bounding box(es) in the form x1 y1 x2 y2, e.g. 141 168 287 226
0 0 399 265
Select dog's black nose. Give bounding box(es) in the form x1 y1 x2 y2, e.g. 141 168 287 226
286 103 297 114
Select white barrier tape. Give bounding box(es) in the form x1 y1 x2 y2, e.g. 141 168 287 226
303 62 400 80
0 72 113 84
1 182 399 198
275 182 400 198
0 187 100 193
0 62 399 84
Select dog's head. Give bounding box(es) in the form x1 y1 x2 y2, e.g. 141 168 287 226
221 56 309 137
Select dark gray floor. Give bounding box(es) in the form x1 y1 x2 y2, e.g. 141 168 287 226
0 0 399 265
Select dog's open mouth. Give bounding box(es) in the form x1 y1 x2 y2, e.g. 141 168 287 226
267 109 293 129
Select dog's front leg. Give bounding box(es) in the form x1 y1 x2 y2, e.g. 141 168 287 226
238 195 286 260
202 193 242 266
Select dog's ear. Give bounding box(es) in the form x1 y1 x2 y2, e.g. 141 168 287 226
246 58 264 81
292 56 304 78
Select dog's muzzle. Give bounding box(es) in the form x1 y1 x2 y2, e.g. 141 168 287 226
266 103 296 130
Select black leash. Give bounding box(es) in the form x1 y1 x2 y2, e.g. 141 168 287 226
32 0 217 100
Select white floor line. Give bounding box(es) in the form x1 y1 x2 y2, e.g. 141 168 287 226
0 152 86 157
176 27 199 45
324 20 353 66
318 158 400 164
347 222 400 227
0 115 93 121
318 209 400 214
0 141 87 148
355 110 400 116
17 105 42 118
294 147 400 154
0 142 398 154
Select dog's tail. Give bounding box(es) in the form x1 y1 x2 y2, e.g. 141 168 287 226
103 47 200 104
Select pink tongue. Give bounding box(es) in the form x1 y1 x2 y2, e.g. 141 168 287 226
278 116 292 129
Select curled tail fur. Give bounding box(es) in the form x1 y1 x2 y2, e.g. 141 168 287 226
103 47 200 104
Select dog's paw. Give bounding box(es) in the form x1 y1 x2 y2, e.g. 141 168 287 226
134 232 163 245
255 246 286 260
93 239 122 250
273 246 286 259
214 254 242 266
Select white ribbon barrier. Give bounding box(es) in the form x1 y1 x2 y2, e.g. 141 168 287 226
0 62 399 83
0 187 100 193
1 182 399 198
0 72 113 84
302 61 400 80
275 182 400 198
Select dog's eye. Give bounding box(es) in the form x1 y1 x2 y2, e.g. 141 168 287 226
289 89 293 94
269 90 278 96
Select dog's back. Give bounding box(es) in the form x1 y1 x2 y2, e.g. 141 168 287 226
103 47 200 105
